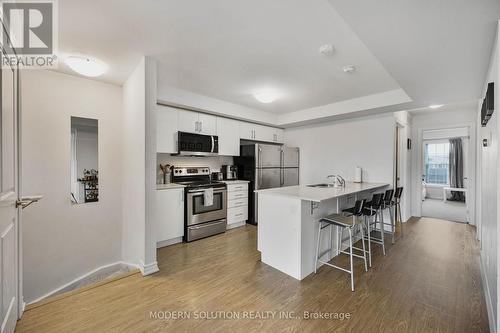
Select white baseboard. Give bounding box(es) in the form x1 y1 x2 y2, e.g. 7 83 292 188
140 260 159 276
227 221 246 230
479 255 496 333
27 261 139 305
157 237 182 248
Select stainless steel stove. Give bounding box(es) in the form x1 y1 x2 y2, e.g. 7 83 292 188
172 167 227 242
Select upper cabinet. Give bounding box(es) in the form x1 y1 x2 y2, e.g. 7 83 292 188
156 104 284 154
239 122 255 140
157 105 178 154
178 109 217 135
239 122 283 143
198 113 217 135
217 117 240 156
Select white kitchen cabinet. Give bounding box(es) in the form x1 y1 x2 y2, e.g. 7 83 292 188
226 182 249 228
238 121 283 143
178 109 200 134
198 113 217 135
238 121 254 140
157 105 179 154
178 109 217 135
155 188 184 246
255 124 274 142
217 117 240 156
272 128 284 143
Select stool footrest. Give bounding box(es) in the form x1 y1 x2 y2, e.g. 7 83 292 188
317 260 351 274
339 250 366 260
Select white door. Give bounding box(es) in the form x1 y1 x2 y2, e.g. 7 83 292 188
198 113 217 135
0 47 19 333
239 122 254 140
156 105 178 153
155 189 184 244
177 109 199 133
217 117 240 156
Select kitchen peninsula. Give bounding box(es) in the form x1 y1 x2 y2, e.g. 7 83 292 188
256 182 388 280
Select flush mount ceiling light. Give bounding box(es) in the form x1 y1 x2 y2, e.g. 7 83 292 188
64 56 108 77
429 104 444 109
318 44 335 56
254 90 279 104
342 65 356 73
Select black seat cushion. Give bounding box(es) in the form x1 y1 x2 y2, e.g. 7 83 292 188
364 201 381 209
342 207 356 215
362 207 377 216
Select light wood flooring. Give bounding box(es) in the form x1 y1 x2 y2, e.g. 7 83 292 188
16 217 489 332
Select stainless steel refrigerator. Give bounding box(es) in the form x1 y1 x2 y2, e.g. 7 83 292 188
235 144 300 225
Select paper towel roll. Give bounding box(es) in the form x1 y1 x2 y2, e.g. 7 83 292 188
354 167 362 183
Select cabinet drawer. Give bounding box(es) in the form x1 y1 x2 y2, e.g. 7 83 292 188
228 197 248 208
227 183 248 193
227 206 248 224
228 190 248 200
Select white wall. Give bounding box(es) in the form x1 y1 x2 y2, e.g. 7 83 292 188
121 57 159 275
284 113 395 186
410 107 477 221
477 22 499 333
156 155 234 183
21 70 123 303
121 59 147 268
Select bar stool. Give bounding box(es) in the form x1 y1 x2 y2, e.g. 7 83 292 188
387 187 404 239
381 189 395 244
315 199 368 292
343 193 385 267
362 193 386 267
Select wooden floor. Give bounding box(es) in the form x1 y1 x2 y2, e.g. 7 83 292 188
17 217 489 333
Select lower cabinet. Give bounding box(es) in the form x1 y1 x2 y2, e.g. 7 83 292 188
155 188 184 246
226 183 249 228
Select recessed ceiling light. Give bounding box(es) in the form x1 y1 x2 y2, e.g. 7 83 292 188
342 65 356 73
64 56 108 77
254 90 279 104
429 104 444 109
318 44 335 56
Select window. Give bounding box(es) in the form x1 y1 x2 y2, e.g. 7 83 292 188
424 142 450 185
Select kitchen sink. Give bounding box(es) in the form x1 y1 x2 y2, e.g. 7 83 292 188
307 183 334 188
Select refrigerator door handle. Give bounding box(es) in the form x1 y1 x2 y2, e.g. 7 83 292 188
280 148 284 186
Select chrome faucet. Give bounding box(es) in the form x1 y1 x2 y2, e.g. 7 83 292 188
336 175 346 187
327 175 346 188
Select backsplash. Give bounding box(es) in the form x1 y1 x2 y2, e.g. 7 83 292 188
157 154 234 183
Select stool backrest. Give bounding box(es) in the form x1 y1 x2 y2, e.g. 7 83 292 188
395 187 403 199
384 189 394 202
353 199 366 216
371 193 384 207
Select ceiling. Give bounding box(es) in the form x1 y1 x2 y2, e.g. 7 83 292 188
56 0 500 119
328 0 500 110
57 0 401 114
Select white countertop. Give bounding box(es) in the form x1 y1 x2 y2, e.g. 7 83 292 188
156 183 186 190
256 182 389 202
221 180 250 184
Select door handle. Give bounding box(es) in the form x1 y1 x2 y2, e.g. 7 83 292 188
16 195 43 209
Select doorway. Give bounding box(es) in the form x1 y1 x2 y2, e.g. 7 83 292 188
420 128 469 223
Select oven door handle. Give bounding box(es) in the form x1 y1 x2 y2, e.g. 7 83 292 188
188 189 226 194
211 136 215 153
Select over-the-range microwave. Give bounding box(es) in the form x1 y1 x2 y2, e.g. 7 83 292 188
177 131 219 156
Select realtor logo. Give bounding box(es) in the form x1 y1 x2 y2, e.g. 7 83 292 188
1 0 58 68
